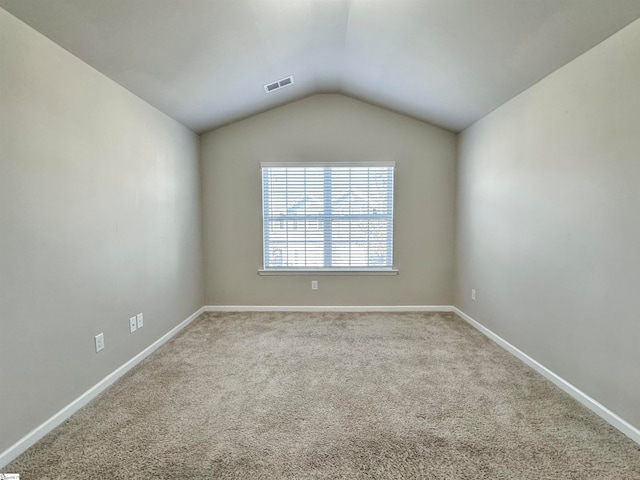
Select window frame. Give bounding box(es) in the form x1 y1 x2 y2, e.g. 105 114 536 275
259 161 398 276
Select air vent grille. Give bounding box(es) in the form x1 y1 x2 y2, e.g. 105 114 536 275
264 75 294 93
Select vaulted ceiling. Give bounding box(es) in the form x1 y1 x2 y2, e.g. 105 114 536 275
3 0 640 134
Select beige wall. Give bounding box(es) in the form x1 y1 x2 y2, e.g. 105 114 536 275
455 19 640 429
201 94 457 306
0 9 204 453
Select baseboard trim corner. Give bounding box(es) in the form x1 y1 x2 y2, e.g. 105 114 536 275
204 305 454 312
452 307 640 445
0 306 206 468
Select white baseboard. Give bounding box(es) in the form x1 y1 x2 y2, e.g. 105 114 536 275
0 306 206 468
204 305 454 312
4 304 636 468
452 307 640 445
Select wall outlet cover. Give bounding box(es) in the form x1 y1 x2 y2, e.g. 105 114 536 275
136 313 144 328
95 333 105 352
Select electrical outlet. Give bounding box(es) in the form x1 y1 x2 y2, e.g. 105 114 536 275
95 333 105 352
311 280 318 290
136 313 144 329
130 316 137 333
471 289 476 301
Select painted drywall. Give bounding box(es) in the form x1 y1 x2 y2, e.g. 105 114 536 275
201 94 457 306
0 8 204 454
455 18 640 429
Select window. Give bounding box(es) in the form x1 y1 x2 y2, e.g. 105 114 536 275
261 162 395 273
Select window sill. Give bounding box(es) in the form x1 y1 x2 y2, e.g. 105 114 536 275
258 268 399 276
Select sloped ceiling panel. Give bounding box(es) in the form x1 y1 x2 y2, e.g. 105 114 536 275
2 0 640 133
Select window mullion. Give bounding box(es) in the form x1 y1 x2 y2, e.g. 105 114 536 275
348 167 352 267
285 169 289 267
367 168 370 267
323 167 332 267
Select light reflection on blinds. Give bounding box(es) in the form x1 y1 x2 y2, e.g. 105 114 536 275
262 163 394 269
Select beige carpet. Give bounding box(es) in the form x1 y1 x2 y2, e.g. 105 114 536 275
6 312 640 479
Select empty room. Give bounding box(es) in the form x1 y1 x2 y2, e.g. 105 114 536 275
1 0 639 478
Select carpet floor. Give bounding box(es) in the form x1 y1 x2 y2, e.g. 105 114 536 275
6 312 640 479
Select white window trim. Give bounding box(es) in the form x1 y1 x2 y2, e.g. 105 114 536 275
261 161 396 168
258 268 399 276
260 161 397 275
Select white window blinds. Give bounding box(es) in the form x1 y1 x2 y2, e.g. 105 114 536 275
261 162 394 270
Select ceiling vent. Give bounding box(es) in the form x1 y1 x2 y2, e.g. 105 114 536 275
264 75 294 93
